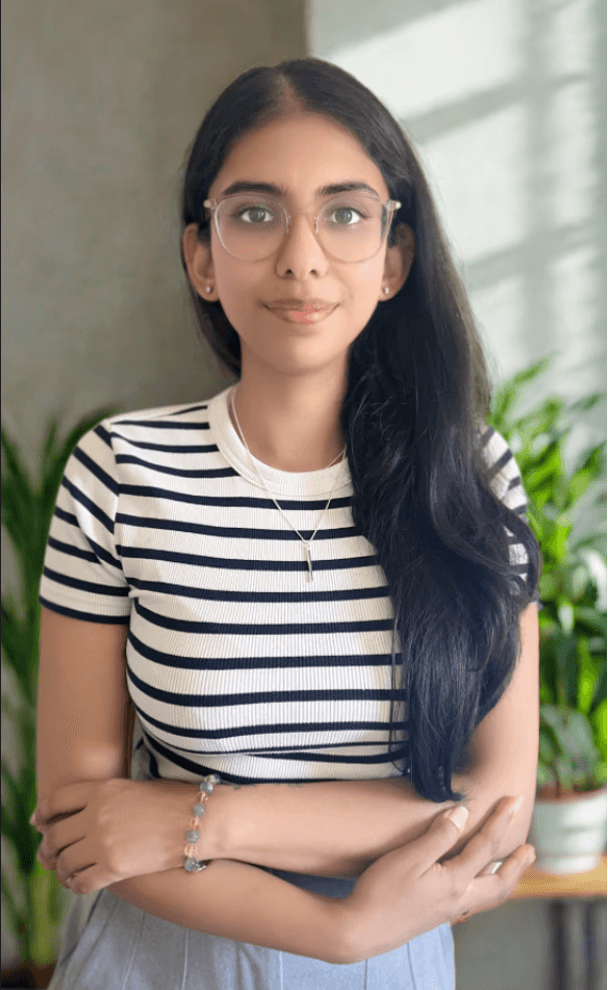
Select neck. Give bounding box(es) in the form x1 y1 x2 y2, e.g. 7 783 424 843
229 370 347 473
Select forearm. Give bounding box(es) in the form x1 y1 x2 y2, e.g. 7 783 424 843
106 859 349 965
220 770 533 879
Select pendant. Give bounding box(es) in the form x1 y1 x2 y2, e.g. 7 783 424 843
304 543 313 582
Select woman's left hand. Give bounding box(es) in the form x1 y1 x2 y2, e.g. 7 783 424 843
30 777 217 895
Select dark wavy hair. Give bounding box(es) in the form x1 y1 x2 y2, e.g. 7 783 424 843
178 57 541 803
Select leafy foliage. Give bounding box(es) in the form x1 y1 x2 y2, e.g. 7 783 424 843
489 358 606 795
1 408 117 965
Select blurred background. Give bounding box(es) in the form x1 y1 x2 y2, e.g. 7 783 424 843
2 1 606 987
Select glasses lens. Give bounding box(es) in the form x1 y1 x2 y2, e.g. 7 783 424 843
215 194 387 262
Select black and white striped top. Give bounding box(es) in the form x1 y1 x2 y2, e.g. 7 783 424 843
39 386 530 786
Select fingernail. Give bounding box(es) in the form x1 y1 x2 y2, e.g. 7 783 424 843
508 796 524 817
446 805 469 829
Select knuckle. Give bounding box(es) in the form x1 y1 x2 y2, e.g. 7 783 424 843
481 832 498 860
445 869 465 901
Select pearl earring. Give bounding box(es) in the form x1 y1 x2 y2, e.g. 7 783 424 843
205 287 212 293
384 288 390 295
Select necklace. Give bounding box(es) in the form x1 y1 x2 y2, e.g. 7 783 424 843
228 385 347 582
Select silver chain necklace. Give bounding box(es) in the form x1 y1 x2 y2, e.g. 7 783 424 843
228 385 347 582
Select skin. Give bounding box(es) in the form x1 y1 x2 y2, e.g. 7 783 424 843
182 112 415 472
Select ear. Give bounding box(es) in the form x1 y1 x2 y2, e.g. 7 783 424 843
384 223 416 296
182 223 216 300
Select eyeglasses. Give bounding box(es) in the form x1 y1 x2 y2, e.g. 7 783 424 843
203 192 402 263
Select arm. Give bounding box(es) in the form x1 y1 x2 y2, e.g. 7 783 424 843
218 603 540 878
107 861 348 965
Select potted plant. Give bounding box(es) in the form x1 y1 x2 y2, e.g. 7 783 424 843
489 358 607 874
1 408 117 989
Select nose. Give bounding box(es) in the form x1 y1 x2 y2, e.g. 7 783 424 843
275 210 329 279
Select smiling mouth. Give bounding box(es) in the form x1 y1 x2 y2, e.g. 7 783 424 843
265 305 336 324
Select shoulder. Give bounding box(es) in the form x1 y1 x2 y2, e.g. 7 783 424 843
104 398 214 435
478 423 527 515
73 398 216 458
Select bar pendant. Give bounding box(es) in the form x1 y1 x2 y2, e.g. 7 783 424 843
304 543 313 582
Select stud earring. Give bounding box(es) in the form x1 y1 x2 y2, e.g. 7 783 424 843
384 288 390 295
205 287 212 294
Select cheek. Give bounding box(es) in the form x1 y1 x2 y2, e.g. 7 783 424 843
214 266 259 316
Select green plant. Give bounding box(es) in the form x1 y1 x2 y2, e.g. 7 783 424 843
489 357 607 797
1 408 117 969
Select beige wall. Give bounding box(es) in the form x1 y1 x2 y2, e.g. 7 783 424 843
1 0 305 967
2 0 305 477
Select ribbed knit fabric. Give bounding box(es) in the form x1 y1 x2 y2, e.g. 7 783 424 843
39 385 530 786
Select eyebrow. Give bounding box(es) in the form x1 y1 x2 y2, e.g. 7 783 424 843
219 180 381 199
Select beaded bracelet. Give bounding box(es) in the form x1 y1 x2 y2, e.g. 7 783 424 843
183 773 222 873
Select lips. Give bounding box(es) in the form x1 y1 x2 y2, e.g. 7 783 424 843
267 303 334 314
267 305 336 324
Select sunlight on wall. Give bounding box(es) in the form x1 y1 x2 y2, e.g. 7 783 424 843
310 0 605 402
317 0 520 121
425 105 526 262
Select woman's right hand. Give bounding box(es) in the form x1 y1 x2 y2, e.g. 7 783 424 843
338 795 535 964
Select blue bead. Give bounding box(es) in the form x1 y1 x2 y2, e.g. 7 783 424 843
184 857 197 872
187 829 200 843
201 781 215 794
193 802 206 816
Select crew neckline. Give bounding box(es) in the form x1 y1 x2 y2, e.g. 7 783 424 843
207 385 353 498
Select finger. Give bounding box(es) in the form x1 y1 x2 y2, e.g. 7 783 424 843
445 796 523 885
454 844 534 921
478 858 505 877
63 864 100 895
55 838 95 887
36 782 90 826
39 814 86 865
412 802 473 875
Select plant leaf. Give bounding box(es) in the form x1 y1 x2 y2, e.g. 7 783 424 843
1 870 25 945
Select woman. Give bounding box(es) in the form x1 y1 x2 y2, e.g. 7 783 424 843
33 57 541 989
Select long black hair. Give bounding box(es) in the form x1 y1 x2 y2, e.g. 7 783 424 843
179 57 541 804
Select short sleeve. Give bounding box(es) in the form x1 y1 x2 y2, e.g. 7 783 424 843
479 425 536 593
38 421 131 624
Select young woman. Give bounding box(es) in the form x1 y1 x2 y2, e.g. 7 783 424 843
34 57 541 989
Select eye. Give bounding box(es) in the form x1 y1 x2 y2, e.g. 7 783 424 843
326 205 367 226
235 205 276 224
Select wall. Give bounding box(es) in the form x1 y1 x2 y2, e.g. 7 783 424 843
1 0 306 969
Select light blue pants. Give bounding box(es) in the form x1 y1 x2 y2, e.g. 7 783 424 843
47 871 455 990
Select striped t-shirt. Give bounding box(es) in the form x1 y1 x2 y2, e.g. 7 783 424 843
39 385 530 786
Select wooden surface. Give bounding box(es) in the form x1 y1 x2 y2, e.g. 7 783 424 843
510 853 607 901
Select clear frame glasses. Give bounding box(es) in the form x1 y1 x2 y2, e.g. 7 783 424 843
203 192 402 264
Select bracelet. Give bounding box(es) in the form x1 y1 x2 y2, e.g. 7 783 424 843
183 773 222 872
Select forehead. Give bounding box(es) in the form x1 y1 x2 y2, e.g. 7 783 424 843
209 114 389 203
